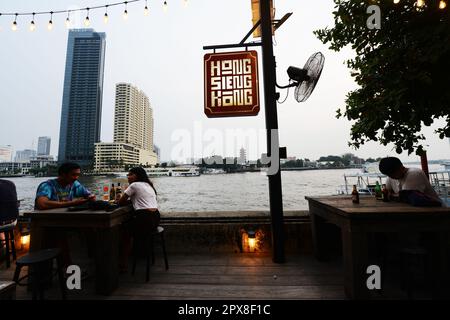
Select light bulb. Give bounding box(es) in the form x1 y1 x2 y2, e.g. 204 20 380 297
416 0 425 7
183 0 189 7
12 21 17 31
29 13 36 32
84 16 90 27
104 12 109 24
163 1 168 12
29 21 35 32
48 12 53 31
439 0 447 9
65 17 71 28
393 0 400 4
123 2 128 20
144 6 149 16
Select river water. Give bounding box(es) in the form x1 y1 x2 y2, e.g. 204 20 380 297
3 164 443 213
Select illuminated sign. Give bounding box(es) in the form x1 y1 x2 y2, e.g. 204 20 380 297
204 51 260 118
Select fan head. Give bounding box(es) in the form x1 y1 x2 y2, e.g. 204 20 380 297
288 52 325 103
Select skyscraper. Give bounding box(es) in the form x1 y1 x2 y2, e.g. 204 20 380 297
37 136 51 156
58 29 106 166
94 83 157 171
113 83 153 151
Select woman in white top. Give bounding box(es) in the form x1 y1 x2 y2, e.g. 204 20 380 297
118 166 159 272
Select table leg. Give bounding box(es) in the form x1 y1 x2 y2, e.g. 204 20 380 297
430 232 450 299
310 212 329 261
29 221 44 252
342 229 370 300
95 226 119 295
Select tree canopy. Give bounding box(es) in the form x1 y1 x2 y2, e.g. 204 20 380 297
315 0 450 155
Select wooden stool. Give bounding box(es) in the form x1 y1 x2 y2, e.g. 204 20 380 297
132 226 169 282
13 248 67 300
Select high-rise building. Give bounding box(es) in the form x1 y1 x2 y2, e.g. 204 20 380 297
94 83 157 171
113 83 153 150
0 145 13 162
15 149 37 162
37 136 51 156
58 29 106 166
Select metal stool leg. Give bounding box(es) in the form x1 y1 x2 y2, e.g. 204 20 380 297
10 230 16 261
132 242 137 275
151 237 155 266
146 237 151 282
13 265 22 283
161 231 169 271
4 231 10 268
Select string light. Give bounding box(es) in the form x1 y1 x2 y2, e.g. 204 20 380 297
123 2 129 20
144 0 149 16
65 12 71 29
11 13 18 31
48 12 53 31
416 0 425 7
29 13 36 32
10 0 441 34
104 6 109 24
84 8 90 27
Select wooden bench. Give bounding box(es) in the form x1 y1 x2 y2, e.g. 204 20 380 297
0 281 16 300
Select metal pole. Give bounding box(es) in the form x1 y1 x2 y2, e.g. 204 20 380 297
260 0 285 263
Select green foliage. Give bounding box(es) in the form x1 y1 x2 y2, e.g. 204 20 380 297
315 0 450 155
281 159 304 168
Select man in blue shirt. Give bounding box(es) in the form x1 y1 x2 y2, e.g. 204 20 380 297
35 162 95 210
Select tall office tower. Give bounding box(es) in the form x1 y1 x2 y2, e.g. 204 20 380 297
58 29 106 166
113 83 154 152
37 136 51 156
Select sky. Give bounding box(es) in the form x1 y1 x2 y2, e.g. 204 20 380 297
0 0 449 163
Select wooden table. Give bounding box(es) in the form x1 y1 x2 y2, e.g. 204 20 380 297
24 206 134 295
306 195 450 299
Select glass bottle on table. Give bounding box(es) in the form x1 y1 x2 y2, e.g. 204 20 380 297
374 181 382 200
352 185 360 204
109 183 116 201
115 182 122 202
102 185 109 201
382 184 389 202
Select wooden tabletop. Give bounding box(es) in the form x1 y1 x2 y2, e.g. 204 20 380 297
305 195 450 218
23 205 134 228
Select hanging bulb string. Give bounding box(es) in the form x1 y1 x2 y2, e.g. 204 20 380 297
0 0 144 17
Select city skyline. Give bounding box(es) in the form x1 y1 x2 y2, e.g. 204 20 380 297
0 0 449 163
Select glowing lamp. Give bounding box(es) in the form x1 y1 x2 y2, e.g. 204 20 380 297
247 230 256 253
